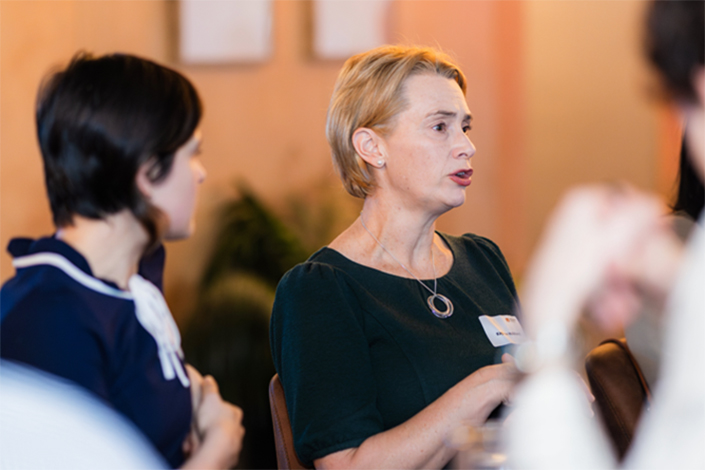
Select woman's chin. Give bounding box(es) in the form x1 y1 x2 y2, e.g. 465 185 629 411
163 222 195 242
444 192 467 210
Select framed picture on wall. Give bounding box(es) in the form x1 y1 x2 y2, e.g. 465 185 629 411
179 0 273 64
312 0 391 60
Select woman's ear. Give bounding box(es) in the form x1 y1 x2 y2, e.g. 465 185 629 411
694 66 705 108
135 162 154 200
352 128 386 168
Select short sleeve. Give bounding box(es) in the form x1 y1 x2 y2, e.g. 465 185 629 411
270 262 384 466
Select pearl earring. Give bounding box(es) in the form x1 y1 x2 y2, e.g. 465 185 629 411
377 159 384 167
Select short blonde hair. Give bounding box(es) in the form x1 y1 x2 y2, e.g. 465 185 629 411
326 45 466 198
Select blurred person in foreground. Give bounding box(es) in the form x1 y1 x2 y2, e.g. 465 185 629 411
0 360 166 469
507 1 704 468
0 53 244 469
270 45 521 469
625 139 704 389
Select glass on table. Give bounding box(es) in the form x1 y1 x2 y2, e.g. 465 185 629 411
446 420 508 470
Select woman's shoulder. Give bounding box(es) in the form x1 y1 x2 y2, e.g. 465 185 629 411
1 266 119 392
276 247 360 292
441 232 506 259
441 232 514 286
1 236 138 338
3 244 126 317
1 264 129 346
270 247 370 363
2 260 97 322
273 248 367 324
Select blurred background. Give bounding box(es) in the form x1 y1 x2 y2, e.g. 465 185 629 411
0 0 682 467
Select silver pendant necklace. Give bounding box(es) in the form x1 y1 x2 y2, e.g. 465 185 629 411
360 214 454 319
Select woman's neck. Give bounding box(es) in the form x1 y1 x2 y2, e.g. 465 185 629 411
56 211 149 290
331 195 452 278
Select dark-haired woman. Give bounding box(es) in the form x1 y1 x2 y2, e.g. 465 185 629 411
0 53 244 469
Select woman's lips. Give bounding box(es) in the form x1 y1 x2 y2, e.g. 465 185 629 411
450 168 473 187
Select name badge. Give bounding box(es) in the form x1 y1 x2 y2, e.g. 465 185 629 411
478 315 526 347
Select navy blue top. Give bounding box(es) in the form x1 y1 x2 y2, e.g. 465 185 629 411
270 232 519 466
1 237 191 468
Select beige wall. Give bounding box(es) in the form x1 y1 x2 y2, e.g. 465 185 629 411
524 0 662 254
1 0 664 324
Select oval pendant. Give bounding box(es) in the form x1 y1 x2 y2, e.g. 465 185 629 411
427 293 454 319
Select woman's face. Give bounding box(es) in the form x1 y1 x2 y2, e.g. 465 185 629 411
683 68 705 182
147 129 206 240
377 73 475 213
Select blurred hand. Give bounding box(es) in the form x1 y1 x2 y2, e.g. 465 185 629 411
588 215 684 332
193 376 245 469
521 185 679 336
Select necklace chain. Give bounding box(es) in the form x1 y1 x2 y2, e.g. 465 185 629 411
359 213 454 318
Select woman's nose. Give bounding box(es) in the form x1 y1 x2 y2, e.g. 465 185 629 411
195 160 207 183
456 133 476 159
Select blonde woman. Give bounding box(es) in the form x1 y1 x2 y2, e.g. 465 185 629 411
270 46 521 469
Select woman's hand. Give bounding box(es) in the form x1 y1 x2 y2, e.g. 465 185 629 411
181 371 245 470
457 353 521 424
186 364 204 412
315 354 521 470
196 376 245 460
182 365 204 458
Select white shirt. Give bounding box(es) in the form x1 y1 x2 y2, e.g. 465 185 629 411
0 360 167 470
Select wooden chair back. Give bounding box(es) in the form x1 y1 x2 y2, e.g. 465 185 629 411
268 374 313 470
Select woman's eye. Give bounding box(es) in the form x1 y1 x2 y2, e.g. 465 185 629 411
433 123 446 132
463 125 472 133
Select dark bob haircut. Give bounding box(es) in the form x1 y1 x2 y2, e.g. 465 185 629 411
673 138 705 220
36 52 202 246
646 0 704 102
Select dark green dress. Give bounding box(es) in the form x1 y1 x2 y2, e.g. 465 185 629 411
269 232 519 466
